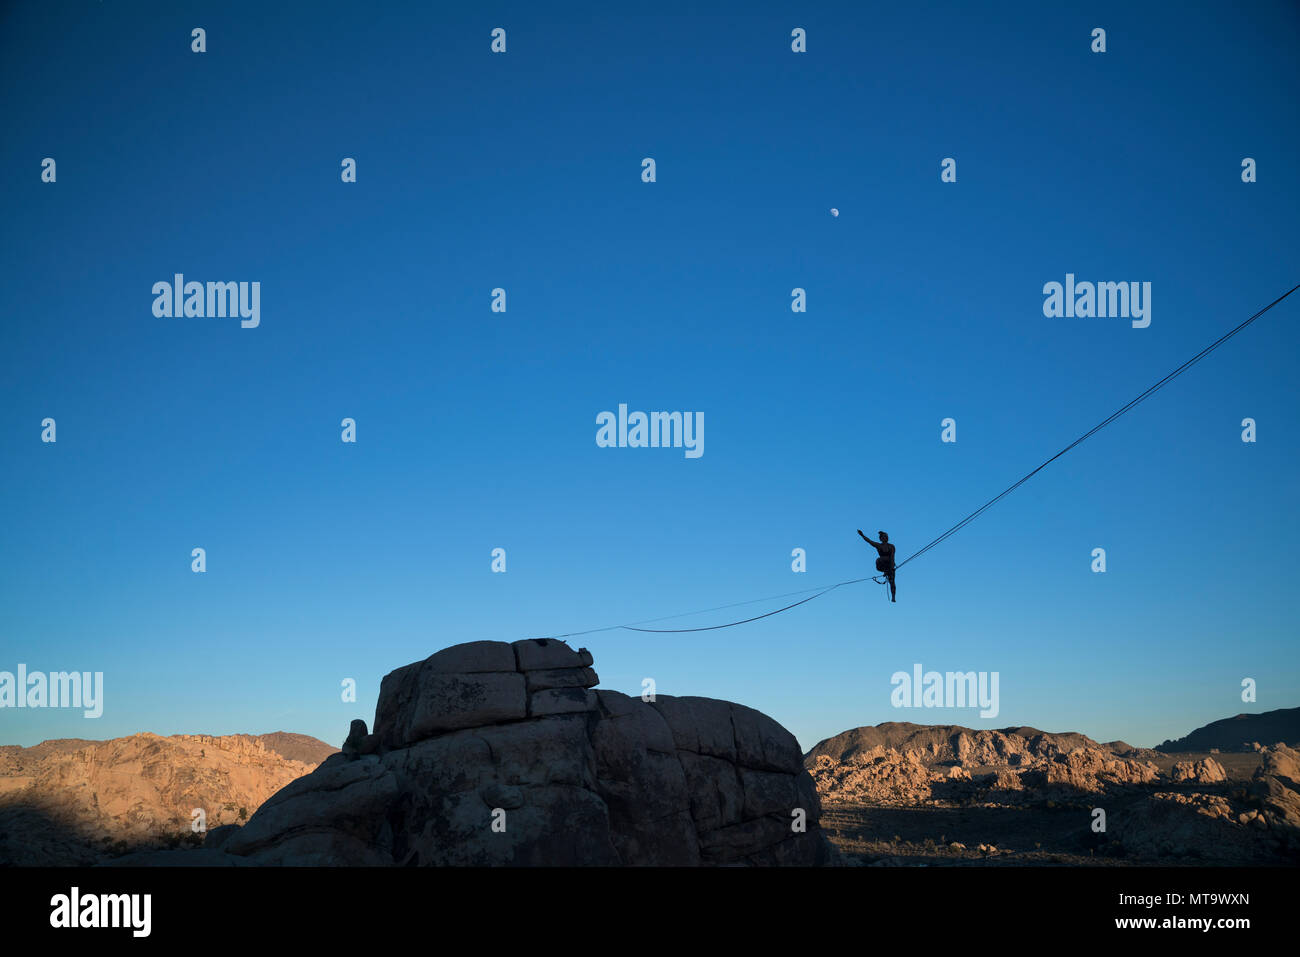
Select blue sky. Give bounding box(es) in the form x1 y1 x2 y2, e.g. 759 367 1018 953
2 1 1297 753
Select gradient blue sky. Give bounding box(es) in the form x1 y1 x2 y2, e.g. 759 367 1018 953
2 1 1297 753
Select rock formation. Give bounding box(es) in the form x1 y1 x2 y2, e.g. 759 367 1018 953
1249 743 1300 836
197 639 832 866
1037 747 1160 791
1171 756 1228 784
0 732 333 865
807 723 1103 767
810 725 1300 865
806 730 1159 806
1102 744 1300 862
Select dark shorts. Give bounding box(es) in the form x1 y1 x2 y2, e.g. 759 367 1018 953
875 557 895 575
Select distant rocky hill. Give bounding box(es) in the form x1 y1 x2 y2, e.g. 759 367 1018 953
804 723 1164 807
805 722 1104 766
1155 707 1300 753
0 731 334 865
803 713 1300 865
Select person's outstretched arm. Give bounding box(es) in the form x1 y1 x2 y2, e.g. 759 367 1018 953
857 529 878 546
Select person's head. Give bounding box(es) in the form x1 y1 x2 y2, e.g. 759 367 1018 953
878 531 889 543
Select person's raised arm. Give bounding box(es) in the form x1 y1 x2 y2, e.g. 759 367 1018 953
857 529 878 546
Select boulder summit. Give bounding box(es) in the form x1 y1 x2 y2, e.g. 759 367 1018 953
200 638 833 866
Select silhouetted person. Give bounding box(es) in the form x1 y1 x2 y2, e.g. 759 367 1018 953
858 529 896 601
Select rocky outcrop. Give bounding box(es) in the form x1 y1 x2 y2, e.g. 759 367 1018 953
807 740 1158 806
1101 744 1300 863
1037 748 1160 791
806 749 936 805
808 731 1300 865
1171 756 1228 784
198 639 832 866
0 732 332 865
1249 744 1300 837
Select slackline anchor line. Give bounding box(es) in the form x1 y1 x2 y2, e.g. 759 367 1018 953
537 281 1298 639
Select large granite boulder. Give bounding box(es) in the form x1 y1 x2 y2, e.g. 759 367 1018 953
205 638 832 866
